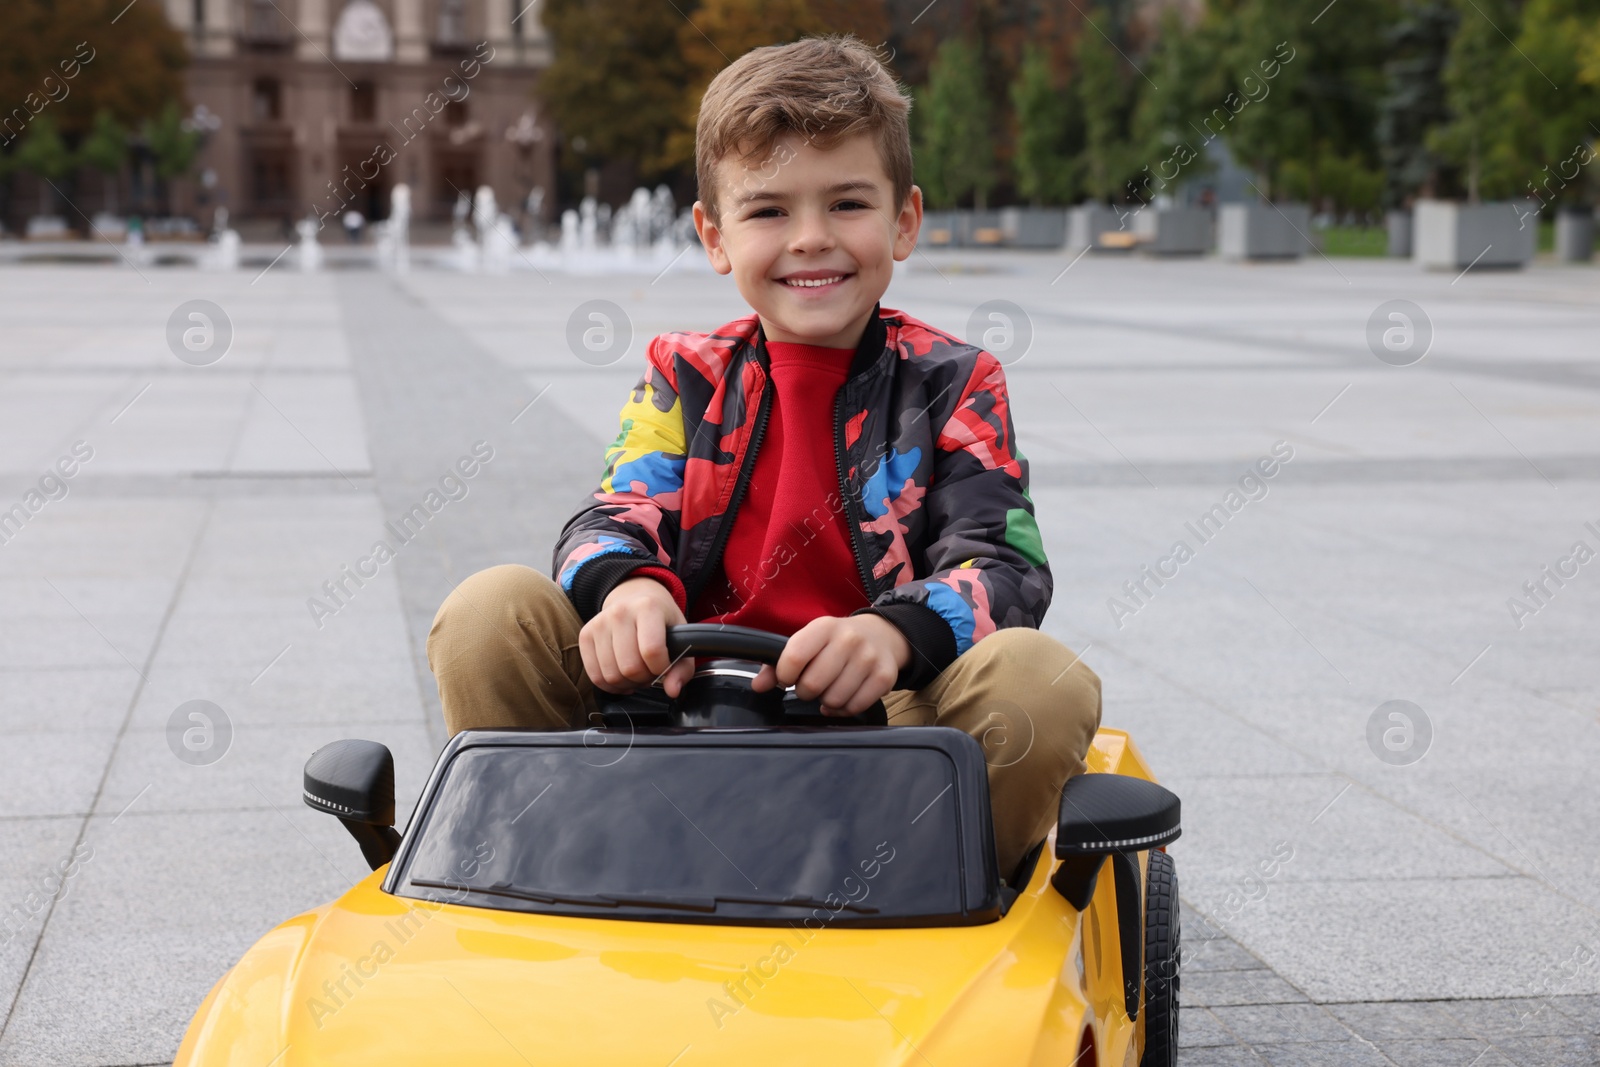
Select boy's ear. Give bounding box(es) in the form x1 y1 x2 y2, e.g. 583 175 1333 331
893 185 923 262
692 200 733 275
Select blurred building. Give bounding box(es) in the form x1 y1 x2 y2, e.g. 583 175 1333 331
169 0 556 234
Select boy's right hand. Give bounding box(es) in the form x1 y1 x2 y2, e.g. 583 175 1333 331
579 576 697 698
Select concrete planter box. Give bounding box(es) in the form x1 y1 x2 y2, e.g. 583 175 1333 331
1218 203 1312 259
922 210 958 247
999 206 1067 249
959 210 1005 247
1131 206 1211 255
1386 209 1412 258
1555 208 1595 262
1067 203 1129 250
920 210 1006 247
1413 199 1536 270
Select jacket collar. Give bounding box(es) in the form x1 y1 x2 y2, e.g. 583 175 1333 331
749 303 889 383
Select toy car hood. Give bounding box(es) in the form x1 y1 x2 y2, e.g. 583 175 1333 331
175 861 1100 1067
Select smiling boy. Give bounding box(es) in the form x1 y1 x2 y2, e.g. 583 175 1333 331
427 35 1101 880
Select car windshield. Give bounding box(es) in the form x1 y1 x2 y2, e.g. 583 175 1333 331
395 743 966 924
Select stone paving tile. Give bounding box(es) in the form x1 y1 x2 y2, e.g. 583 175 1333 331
1201 879 1600 1002
1500 1035 1600 1067
1251 1040 1394 1066
1181 1005 1241 1047
1177 1046 1269 1066
0 667 137 734
1375 1039 1513 1067
0 731 121 819
1209 1004 1360 1045
1187 968 1311 1007
1330 1000 1474 1041
1545 994 1600 1033
0 809 360 1065
1183 928 1274 973
1444 998 1591 1038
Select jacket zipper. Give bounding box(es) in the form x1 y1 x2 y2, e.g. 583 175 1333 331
685 362 773 612
834 383 881 605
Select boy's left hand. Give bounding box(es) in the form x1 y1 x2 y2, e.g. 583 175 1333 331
749 615 912 716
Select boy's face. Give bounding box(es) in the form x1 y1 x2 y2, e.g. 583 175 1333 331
693 131 921 350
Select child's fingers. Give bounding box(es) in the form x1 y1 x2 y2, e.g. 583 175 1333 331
582 622 626 693
793 637 850 703
663 657 696 698
610 621 648 684
635 612 671 677
776 620 828 687
749 664 778 692
818 656 873 714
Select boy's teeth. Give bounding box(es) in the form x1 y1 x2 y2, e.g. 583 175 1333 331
785 275 843 287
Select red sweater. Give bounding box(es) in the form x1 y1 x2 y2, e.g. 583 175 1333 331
634 340 869 633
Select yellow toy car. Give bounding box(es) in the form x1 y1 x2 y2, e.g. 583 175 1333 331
175 625 1182 1066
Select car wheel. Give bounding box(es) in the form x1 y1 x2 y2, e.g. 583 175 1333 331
1140 848 1179 1067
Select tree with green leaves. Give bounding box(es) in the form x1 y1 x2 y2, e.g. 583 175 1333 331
15 115 74 216
0 0 185 137
1430 0 1521 201
1192 0 1391 207
1377 0 1458 207
539 0 695 185
143 101 200 216
663 0 891 172
1128 7 1215 203
1508 0 1600 208
0 0 184 227
915 39 995 209
1010 43 1078 205
1074 7 1134 203
79 109 127 213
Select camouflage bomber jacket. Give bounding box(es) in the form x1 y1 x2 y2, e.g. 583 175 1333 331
551 302 1051 691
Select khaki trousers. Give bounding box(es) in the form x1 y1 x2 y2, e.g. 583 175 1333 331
427 564 1102 879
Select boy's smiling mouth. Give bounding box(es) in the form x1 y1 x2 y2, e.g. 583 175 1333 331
778 269 854 291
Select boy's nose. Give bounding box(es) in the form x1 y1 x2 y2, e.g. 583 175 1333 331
787 209 836 254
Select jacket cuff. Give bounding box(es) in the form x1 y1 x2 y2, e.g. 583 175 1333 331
568 556 686 621
852 601 959 692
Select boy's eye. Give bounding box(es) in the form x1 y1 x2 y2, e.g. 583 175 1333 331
746 201 868 219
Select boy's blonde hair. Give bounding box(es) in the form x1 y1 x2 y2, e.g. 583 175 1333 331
695 35 913 225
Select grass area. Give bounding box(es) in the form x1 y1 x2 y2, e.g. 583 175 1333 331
1538 219 1555 253
1319 225 1389 257
1318 219 1558 257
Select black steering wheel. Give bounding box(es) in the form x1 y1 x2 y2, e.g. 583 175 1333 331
596 624 889 729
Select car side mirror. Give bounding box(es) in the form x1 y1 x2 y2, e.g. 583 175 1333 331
1052 773 1181 1023
1051 773 1180 909
304 739 402 871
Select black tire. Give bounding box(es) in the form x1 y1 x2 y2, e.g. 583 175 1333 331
1140 848 1179 1067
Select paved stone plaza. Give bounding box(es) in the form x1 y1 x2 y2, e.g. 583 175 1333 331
0 247 1597 1065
